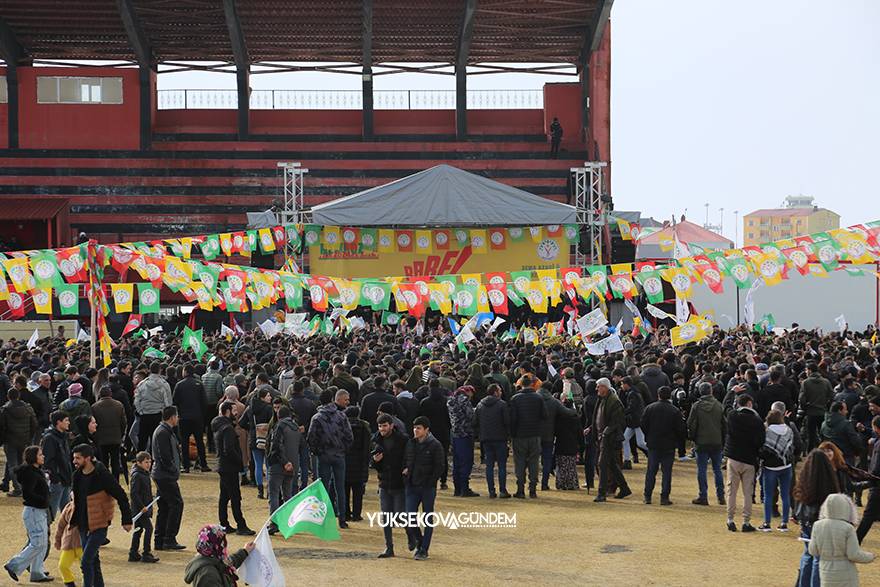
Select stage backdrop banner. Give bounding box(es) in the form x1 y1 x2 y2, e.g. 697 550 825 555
309 235 568 279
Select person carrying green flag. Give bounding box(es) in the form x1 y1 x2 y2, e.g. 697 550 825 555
269 479 341 541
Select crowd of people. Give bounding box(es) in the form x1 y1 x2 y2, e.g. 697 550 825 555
1 316 879 585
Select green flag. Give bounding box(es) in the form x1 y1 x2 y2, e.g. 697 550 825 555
285 224 302 253
201 234 221 260
247 230 258 254
56 283 80 316
193 261 221 298
381 311 401 326
138 283 160 314
359 281 391 311
507 287 525 307
508 227 525 242
509 271 532 295
813 238 841 272
182 326 207 360
587 266 609 297
281 275 303 310
754 313 776 335
143 347 168 360
303 224 322 249
453 284 479 316
360 228 378 252
635 269 664 304
563 224 579 244
270 479 340 541
727 257 753 289
31 250 61 289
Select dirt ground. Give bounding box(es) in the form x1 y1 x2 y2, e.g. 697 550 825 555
1 455 878 587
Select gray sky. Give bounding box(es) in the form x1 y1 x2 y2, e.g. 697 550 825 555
160 0 880 245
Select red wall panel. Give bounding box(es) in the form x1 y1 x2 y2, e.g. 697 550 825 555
543 83 583 147
17 66 141 150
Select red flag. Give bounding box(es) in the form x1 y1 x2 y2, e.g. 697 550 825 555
434 229 451 250
341 227 360 251
399 283 425 318
695 263 724 294
488 228 506 250
396 230 414 252
5 292 26 319
635 261 656 273
558 267 582 286
630 223 642 242
272 225 287 248
231 232 248 254
485 272 509 287
109 245 136 276
122 314 143 336
545 224 563 237
144 257 165 289
486 282 509 315
782 246 811 275
56 246 88 283
311 276 339 297
306 277 328 312
224 268 249 302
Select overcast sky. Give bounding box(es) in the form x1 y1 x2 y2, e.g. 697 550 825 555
161 0 879 246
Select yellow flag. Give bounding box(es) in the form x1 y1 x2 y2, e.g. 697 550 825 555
166 257 192 283
32 288 53 314
191 282 214 311
470 229 488 254
662 267 693 299
658 236 674 252
415 230 433 253
378 229 395 253
616 218 632 240
336 279 362 311
428 283 452 314
219 233 234 256
477 285 490 313
610 263 632 275
837 233 874 264
460 273 482 288
528 226 543 243
3 257 33 293
753 253 783 286
179 237 193 259
526 281 548 313
671 320 709 347
110 283 134 313
322 226 340 251
808 263 829 278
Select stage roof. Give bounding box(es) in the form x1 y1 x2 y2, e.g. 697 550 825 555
311 164 577 227
0 0 612 67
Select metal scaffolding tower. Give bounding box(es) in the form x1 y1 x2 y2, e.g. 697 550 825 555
277 162 309 270
571 161 608 268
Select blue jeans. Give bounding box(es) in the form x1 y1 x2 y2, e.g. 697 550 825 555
79 526 108 587
405 485 437 553
379 488 406 549
797 533 821 586
696 447 724 500
48 482 71 520
762 466 792 524
317 454 346 524
623 427 647 461
298 443 310 491
482 440 509 495
5 506 49 580
541 440 555 487
451 436 475 494
252 447 266 487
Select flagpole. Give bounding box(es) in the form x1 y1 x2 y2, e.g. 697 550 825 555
89 286 97 369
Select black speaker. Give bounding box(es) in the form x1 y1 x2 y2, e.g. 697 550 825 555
251 252 276 270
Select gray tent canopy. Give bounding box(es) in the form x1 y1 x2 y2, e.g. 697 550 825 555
310 164 576 227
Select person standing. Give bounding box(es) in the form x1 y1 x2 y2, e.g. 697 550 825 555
473 383 511 498
201 360 225 453
54 499 83 587
549 117 563 157
134 363 172 452
212 402 254 536
1 387 39 497
174 363 210 473
856 415 880 543
621 377 648 469
808 494 875 585
538 382 577 490
287 380 316 492
793 449 840 586
403 416 446 561
640 386 686 505
151 406 186 551
360 377 400 434
757 409 796 532
92 386 127 484
343 406 370 522
266 406 300 533
41 410 73 518
128 451 159 563
591 378 631 502
553 396 581 490
448 385 479 497
509 378 547 498
238 387 274 500
308 390 353 529
69 443 133 587
688 382 727 506
800 362 834 451
724 394 765 533
3 446 53 583
372 413 409 558
418 383 451 490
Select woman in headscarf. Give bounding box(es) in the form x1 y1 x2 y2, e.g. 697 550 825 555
466 363 489 404
184 524 254 587
794 449 840 587
808 494 874 586
71 414 97 453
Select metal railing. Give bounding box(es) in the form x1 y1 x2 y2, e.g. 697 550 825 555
157 89 543 110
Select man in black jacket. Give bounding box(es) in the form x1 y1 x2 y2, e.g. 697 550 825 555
288 379 317 492
371 413 409 558
213 401 254 535
173 363 209 473
509 379 547 498
41 410 73 518
640 386 686 505
403 416 445 561
724 394 765 532
151 406 185 550
360 377 400 433
474 383 511 498
1 387 39 496
418 383 451 489
621 377 648 469
856 415 880 543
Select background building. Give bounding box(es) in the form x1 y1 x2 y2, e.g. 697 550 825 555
743 196 839 245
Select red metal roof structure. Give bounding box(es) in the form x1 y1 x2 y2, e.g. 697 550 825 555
0 197 68 220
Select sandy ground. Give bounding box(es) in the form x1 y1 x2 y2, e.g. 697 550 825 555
1 455 879 587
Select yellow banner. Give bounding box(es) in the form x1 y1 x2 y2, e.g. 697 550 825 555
309 233 569 279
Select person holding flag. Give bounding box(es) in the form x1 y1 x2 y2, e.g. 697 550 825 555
183 524 254 587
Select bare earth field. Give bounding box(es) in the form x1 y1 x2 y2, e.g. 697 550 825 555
1 456 878 587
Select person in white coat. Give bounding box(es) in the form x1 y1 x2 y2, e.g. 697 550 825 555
808 493 875 586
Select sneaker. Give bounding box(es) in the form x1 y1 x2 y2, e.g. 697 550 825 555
140 553 159 563
461 489 480 498
741 523 757 533
778 524 789 532
622 460 633 470
593 495 607 502
757 523 772 532
643 497 652 505
413 550 428 561
339 521 349 529
498 491 511 499
199 465 212 473
513 491 526 499
7 489 22 497
678 455 693 462
5 563 19 582
691 497 709 506
614 487 632 499
529 490 538 499
541 483 550 491
128 552 142 562
660 498 673 506
377 548 395 559
407 539 420 552
32 576 53 583
717 495 726 506
726 521 737 532
163 542 187 550
236 527 256 536
488 492 497 499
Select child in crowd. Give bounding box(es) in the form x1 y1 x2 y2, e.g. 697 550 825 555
129 451 159 563
54 496 82 587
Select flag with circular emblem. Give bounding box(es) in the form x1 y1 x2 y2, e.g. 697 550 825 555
137 283 160 314
396 230 414 253
111 283 134 313
433 229 451 250
32 288 53 314
341 227 360 251
122 314 143 336
56 283 80 316
488 228 506 250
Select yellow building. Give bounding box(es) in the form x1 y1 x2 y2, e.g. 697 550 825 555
743 199 839 246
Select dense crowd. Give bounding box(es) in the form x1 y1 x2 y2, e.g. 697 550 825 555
1 317 879 586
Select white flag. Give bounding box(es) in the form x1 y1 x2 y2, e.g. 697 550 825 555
646 304 676 322
673 233 690 260
486 316 507 335
239 528 285 587
743 280 762 327
259 320 279 339
575 307 608 338
675 296 690 325
835 315 847 333
27 328 39 349
77 328 90 343
720 314 737 328
546 357 558 378
456 325 476 346
585 333 625 356
415 319 425 337
220 324 235 338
